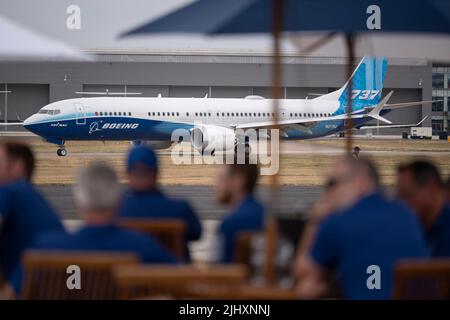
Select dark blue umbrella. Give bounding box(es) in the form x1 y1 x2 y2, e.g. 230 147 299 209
122 0 450 36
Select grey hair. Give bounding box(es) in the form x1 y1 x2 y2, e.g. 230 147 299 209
73 162 121 211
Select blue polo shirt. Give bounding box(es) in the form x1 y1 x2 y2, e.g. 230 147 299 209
0 179 63 281
427 203 450 257
33 224 177 263
219 195 265 263
310 192 429 300
10 224 176 295
119 189 202 260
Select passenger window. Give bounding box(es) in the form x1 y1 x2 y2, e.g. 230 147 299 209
172 112 175 116
208 113 211 117
186 112 189 116
176 112 179 116
163 112 166 116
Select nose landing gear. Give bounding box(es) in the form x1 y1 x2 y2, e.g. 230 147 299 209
56 147 67 157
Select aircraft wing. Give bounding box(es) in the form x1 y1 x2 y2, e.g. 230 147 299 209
359 115 429 130
234 112 366 130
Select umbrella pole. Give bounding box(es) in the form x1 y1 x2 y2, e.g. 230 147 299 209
345 34 355 155
263 0 283 286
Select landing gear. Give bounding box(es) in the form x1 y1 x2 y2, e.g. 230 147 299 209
57 147 67 157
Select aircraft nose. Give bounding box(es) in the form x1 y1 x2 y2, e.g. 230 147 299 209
23 114 37 127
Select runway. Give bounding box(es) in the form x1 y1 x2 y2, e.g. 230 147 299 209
39 185 322 220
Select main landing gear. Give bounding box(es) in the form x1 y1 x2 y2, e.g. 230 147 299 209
57 147 67 157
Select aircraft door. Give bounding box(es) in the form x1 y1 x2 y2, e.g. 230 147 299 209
74 103 86 125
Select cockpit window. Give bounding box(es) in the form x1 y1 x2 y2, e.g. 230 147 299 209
38 109 61 115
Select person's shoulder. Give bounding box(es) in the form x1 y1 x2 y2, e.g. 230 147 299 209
0 180 24 195
115 226 157 246
34 230 72 249
240 196 265 214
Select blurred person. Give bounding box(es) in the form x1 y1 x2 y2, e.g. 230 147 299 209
352 146 361 160
294 156 428 300
6 162 176 298
396 161 450 256
0 141 63 285
118 145 202 261
215 159 265 263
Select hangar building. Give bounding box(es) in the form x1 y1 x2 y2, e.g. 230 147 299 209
0 0 447 136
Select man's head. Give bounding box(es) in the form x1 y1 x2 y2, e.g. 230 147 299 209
323 156 379 212
353 146 360 154
126 145 158 191
215 161 259 205
0 141 35 184
396 160 445 226
73 162 121 225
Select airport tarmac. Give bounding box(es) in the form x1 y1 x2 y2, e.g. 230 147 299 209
39 184 321 220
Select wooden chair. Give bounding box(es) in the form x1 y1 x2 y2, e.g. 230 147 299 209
21 250 138 299
114 264 248 299
234 231 260 271
392 259 450 299
119 218 186 259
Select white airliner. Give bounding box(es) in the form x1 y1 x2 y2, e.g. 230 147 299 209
22 57 431 156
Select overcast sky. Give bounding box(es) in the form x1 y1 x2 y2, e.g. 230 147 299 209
0 0 299 52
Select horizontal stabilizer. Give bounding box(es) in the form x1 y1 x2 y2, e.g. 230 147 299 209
368 91 394 124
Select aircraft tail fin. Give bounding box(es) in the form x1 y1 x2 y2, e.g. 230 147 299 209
317 56 388 115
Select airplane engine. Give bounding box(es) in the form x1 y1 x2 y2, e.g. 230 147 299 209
190 125 236 153
130 140 173 149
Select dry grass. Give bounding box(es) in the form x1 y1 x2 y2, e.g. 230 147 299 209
29 138 450 186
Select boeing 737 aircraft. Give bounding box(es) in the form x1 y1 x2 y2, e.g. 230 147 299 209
22 57 431 156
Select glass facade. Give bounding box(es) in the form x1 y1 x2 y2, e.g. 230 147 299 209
431 67 449 135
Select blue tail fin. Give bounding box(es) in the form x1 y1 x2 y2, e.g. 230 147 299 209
337 57 388 113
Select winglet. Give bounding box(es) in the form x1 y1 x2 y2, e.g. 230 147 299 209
369 91 394 124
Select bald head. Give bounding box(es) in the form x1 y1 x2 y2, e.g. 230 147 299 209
324 156 380 212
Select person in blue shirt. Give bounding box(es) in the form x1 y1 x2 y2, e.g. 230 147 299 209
215 160 265 263
294 156 428 300
396 160 450 257
119 145 201 261
0 142 63 284
6 162 176 298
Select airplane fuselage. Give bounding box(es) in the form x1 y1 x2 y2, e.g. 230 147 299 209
23 96 372 145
